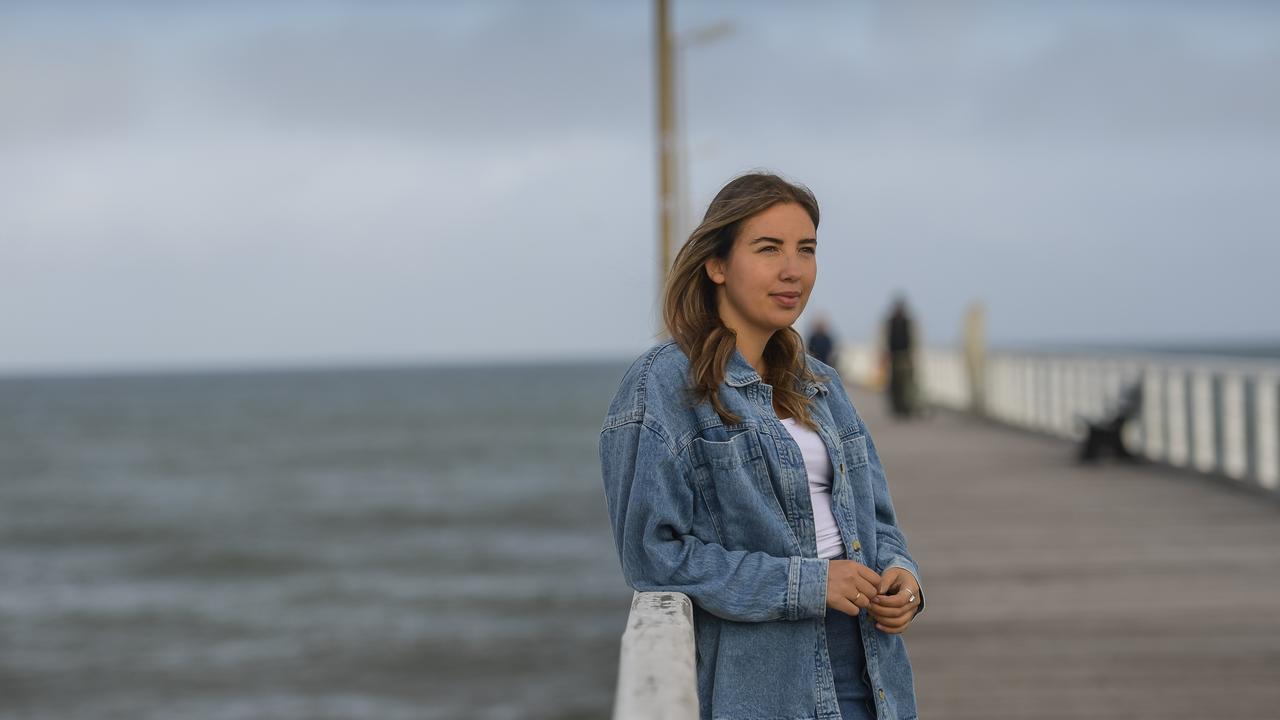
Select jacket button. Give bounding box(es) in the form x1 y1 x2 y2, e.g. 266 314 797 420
878 689 886 700
851 540 862 552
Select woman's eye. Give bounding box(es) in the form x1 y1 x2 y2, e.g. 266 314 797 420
801 247 816 255
758 246 779 253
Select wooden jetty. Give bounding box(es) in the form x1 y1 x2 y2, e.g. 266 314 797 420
614 386 1280 719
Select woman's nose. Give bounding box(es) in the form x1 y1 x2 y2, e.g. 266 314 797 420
779 253 801 280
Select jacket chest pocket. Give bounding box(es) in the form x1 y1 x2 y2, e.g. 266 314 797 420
836 432 871 509
688 430 798 554
840 433 869 470
837 432 873 535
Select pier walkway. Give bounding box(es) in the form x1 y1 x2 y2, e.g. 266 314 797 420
853 387 1280 719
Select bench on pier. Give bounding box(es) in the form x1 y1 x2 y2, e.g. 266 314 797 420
1077 382 1143 463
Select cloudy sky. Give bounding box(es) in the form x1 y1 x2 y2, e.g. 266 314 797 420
2 1 1278 374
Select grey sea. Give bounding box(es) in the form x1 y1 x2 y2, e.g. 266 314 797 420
0 361 635 720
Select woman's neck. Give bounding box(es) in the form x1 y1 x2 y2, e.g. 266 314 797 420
734 329 775 378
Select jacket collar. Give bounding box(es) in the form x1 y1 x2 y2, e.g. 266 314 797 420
725 346 763 387
725 345 829 397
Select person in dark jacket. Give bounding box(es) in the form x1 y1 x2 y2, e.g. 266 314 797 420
884 297 915 418
807 315 838 368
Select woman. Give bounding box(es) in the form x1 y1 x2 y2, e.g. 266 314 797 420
600 172 924 720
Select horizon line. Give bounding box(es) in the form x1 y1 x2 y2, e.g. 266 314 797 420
3 335 1279 381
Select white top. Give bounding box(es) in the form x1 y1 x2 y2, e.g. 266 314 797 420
779 417 845 560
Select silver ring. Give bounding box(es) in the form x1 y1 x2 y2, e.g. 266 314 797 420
908 594 917 603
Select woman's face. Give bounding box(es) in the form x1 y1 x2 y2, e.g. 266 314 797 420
704 202 817 340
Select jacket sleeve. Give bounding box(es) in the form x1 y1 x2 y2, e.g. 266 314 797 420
863 426 925 615
600 418 829 623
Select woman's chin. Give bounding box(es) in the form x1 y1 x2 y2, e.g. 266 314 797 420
775 306 806 325
762 313 802 332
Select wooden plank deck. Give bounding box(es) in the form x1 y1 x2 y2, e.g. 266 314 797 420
852 388 1280 720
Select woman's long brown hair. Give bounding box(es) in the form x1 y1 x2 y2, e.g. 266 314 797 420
662 171 825 430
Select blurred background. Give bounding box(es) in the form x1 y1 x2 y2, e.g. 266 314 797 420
1 1 1278 719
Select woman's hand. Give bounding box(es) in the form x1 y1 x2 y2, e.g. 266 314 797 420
867 567 922 634
825 560 882 616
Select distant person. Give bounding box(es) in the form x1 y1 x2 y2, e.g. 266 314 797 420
807 315 838 368
885 297 916 418
600 172 923 720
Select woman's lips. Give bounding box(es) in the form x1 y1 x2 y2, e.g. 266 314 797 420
771 293 800 308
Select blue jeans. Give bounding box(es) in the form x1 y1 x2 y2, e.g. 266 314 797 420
825 605 877 720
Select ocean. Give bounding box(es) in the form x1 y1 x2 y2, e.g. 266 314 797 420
0 361 635 720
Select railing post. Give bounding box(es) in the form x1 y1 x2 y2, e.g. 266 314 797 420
1191 370 1216 473
1222 373 1247 480
1256 376 1279 490
1167 369 1190 467
1142 365 1165 460
613 591 698 720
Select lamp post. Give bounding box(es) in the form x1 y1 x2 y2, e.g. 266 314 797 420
655 0 677 293
655 1 732 291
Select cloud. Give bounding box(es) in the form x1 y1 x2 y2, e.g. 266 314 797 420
0 1 1277 372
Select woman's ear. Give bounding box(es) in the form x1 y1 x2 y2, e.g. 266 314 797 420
704 256 726 285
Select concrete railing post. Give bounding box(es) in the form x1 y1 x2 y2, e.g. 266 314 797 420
613 591 698 720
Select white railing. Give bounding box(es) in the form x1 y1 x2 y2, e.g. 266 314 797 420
840 344 1280 493
612 591 699 720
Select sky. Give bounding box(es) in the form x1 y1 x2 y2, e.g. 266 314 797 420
2 0 1278 374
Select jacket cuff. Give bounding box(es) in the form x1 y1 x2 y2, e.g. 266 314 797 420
787 556 829 621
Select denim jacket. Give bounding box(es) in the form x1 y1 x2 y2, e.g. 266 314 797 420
600 341 921 720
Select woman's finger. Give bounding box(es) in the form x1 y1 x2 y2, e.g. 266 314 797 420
846 585 871 610
872 589 914 608
856 564 883 587
877 568 911 597
835 596 861 616
867 601 911 619
853 578 880 609
876 612 913 630
875 621 907 635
